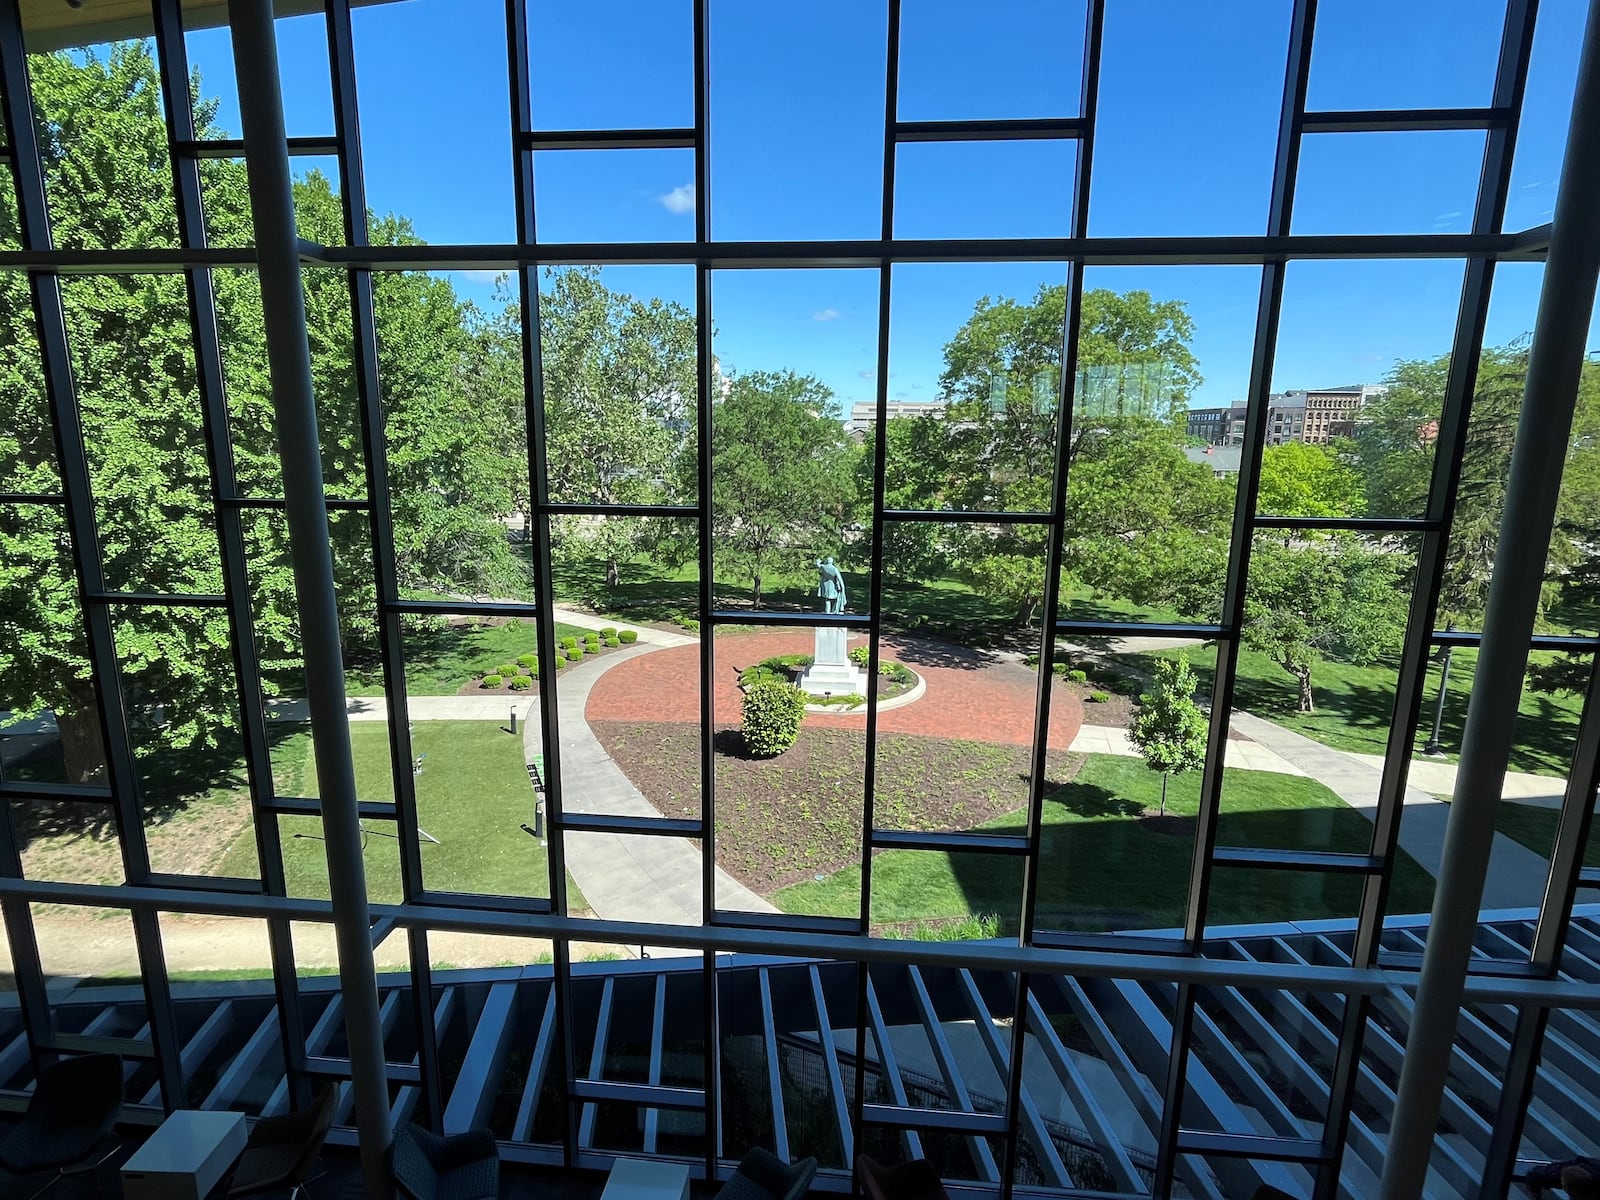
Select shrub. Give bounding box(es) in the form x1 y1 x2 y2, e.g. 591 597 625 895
481 673 504 688
1069 669 1088 683
561 636 579 651
495 662 518 678
1087 690 1110 703
882 662 915 687
741 678 807 757
848 645 871 668
618 629 638 644
567 645 584 659
604 635 619 647
600 627 618 638
1052 662 1068 675
814 692 866 709
517 653 538 669
509 675 533 691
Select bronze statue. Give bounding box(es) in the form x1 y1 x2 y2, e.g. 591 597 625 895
816 557 847 614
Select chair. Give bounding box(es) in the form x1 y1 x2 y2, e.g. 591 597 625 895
719 1146 817 1200
227 1082 338 1198
856 1154 950 1200
390 1122 499 1200
0 1052 123 1200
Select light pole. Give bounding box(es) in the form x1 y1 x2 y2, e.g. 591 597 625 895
1424 636 1455 756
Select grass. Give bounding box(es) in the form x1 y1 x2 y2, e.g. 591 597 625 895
1134 642 1584 779
337 617 593 697
218 720 584 906
776 754 1438 932
1491 800 1600 869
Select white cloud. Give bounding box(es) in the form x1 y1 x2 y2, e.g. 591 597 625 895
856 368 874 381
813 309 842 322
457 269 506 284
657 183 696 215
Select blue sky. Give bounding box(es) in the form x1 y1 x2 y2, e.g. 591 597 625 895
181 0 1598 414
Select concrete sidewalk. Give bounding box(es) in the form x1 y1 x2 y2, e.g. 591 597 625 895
1230 712 1550 909
1068 722 1308 776
550 605 696 648
265 694 522 722
525 646 776 944
1349 752 1568 806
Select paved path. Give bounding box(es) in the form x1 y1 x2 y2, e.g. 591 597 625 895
1349 752 1567 806
528 646 776 938
1067 722 1309 776
1230 712 1551 909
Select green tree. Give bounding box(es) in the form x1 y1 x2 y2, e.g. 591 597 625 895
1128 652 1208 817
0 43 523 781
536 266 697 586
1256 442 1366 518
1234 536 1408 713
705 370 856 607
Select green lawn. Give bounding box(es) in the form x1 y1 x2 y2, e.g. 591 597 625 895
220 721 582 906
1491 800 1600 869
1136 643 1584 779
339 618 594 697
776 754 1438 932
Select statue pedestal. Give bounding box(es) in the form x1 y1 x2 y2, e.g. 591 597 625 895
798 625 868 697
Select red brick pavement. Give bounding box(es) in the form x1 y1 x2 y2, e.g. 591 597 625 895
584 631 1084 749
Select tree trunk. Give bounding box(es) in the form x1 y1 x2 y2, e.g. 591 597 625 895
1296 667 1315 713
606 558 621 588
1014 596 1039 627
1160 772 1169 818
56 678 108 784
751 573 762 608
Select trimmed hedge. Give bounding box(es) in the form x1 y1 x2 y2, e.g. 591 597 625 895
481 673 504 688
495 662 518 677
741 678 807 757
1087 690 1110 703
600 627 618 638
1069 669 1088 682
561 636 579 651
618 629 638 644
604 635 619 647
517 653 538 669
509 675 534 691
567 645 584 659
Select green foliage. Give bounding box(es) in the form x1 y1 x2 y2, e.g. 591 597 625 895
699 370 859 606
599 627 618 638
881 662 916 687
1257 442 1366 518
674 615 700 635
561 636 580 651
495 662 518 677
509 675 533 691
813 692 867 709
481 674 504 688
1068 669 1088 682
739 653 813 687
740 678 808 757
1052 662 1068 675
848 645 871 667
618 629 639 644
1128 653 1208 815
1087 691 1110 703
567 645 584 659
603 635 619 647
516 653 538 669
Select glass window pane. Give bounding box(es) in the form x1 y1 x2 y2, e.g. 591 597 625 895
714 624 867 921
896 0 1084 122
1504 0 1588 231
1090 1 1289 237
1293 131 1485 235
538 265 699 507
352 0 514 244
1307 0 1507 112
894 139 1077 240
0 278 58 494
532 150 697 244
710 269 876 613
528 0 693 130
884 262 1065 517
1276 260 1468 521
709 0 885 240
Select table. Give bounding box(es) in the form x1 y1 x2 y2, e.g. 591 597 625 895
601 1156 692 1200
121 1109 247 1200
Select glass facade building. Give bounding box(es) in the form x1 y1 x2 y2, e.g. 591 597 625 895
1 1 1598 1197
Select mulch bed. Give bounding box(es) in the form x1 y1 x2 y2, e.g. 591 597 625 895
1061 679 1137 728
589 719 1084 893
457 642 626 695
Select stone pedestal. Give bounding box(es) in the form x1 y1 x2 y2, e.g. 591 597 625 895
798 625 868 697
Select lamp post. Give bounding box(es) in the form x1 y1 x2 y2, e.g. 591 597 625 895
1424 637 1455 756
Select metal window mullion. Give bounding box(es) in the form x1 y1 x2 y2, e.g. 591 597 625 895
0 0 188 1106
150 0 309 1104
852 0 902 1168
691 0 722 1181
0 805 54 1078
505 0 581 1168
1158 1 1318 1193
324 0 443 1131
1323 4 1541 1195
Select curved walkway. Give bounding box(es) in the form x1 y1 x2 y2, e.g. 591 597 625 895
527 646 776 934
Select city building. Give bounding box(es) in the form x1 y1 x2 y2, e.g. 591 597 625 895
0 3 1597 1200
847 398 948 436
